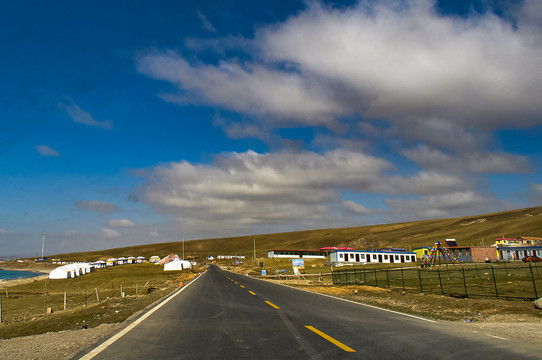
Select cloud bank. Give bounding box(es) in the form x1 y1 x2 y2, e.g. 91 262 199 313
134 0 539 238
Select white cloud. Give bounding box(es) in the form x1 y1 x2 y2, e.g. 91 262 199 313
403 145 532 174
260 0 542 130
137 51 347 130
532 183 542 193
139 0 542 134
385 191 512 220
106 219 136 227
35 145 60 157
101 228 122 238
197 11 217 33
76 201 119 213
342 200 371 215
137 149 491 237
59 100 113 129
138 149 392 235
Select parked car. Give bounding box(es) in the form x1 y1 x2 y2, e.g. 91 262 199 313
521 255 542 262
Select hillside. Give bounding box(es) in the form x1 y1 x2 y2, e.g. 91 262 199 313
53 206 542 262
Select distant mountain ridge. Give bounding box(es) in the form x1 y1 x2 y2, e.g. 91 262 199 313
54 206 542 262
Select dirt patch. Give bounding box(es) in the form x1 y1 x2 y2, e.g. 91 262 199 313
0 323 118 360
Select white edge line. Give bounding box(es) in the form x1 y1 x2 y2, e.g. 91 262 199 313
229 271 437 324
80 273 203 359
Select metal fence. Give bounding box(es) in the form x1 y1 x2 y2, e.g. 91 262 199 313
332 262 541 300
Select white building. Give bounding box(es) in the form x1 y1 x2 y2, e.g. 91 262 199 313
330 250 417 265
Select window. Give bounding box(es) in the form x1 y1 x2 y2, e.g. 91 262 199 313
360 254 365 259
339 253 344 259
350 253 355 260
384 255 388 260
373 254 377 260
395 255 399 260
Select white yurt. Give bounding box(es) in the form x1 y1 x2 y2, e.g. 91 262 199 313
164 259 192 271
49 263 93 279
49 266 71 279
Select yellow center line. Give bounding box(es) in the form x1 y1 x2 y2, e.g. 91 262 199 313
249 291 256 295
305 326 356 353
234 282 238 284
265 301 280 309
240 285 245 288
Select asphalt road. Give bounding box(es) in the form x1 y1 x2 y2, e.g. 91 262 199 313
79 265 542 359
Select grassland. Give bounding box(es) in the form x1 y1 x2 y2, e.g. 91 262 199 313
0 263 200 339
48 206 542 263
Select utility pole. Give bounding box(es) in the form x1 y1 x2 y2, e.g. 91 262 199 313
253 238 256 260
41 233 45 260
182 239 185 259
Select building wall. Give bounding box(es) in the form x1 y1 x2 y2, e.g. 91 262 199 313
499 247 542 260
331 250 416 264
471 247 498 262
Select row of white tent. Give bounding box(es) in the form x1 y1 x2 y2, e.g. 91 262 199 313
49 255 192 279
49 263 94 279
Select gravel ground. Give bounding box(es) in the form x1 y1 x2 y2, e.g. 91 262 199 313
0 323 118 360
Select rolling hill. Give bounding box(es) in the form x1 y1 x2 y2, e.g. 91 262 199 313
53 206 542 262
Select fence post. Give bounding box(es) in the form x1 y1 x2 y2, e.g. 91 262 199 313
474 262 479 278
461 267 468 298
503 261 509 276
96 288 100 302
374 268 378 287
85 288 87 306
437 268 444 295
386 269 390 289
400 267 405 292
64 292 67 310
417 268 423 294
363 268 366 284
491 265 499 300
0 296 2 323
529 263 539 299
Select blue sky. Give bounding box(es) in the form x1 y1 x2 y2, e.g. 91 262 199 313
1 0 541 258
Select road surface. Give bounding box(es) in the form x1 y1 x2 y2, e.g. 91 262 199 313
79 265 542 359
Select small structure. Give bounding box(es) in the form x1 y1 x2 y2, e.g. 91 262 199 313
127 256 136 264
117 257 127 265
106 258 117 267
330 249 416 264
49 263 94 279
149 255 161 263
91 260 106 269
413 247 431 259
217 255 246 260
136 256 146 263
157 253 178 265
267 250 326 259
164 258 192 271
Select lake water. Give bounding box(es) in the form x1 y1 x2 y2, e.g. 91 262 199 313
0 268 45 280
